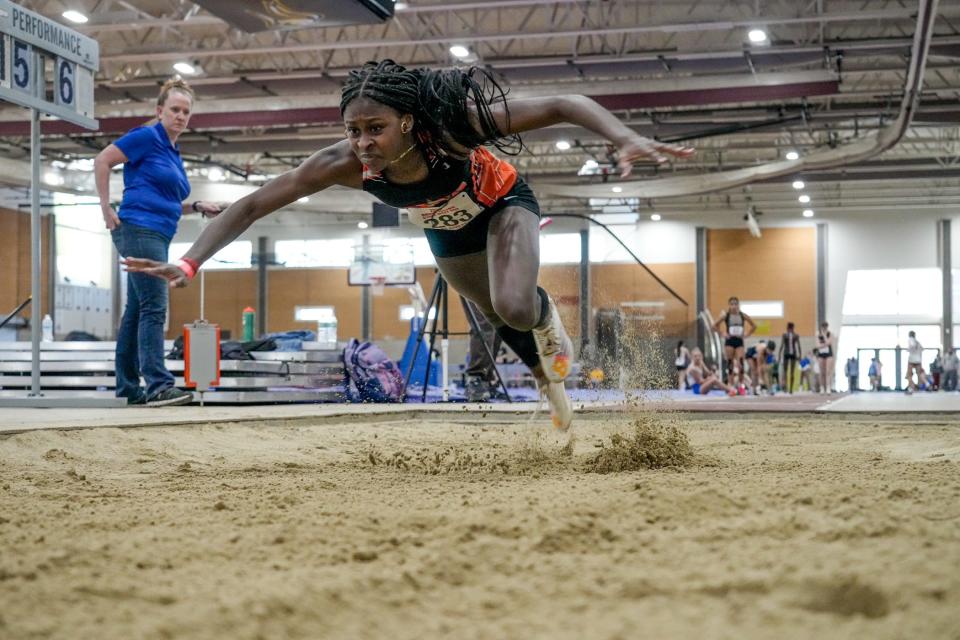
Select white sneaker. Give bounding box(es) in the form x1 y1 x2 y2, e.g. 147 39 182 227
538 379 573 431
532 295 574 383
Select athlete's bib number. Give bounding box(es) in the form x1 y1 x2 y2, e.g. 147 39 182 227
728 325 744 337
406 191 484 231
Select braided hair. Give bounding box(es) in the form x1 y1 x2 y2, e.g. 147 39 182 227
340 59 523 156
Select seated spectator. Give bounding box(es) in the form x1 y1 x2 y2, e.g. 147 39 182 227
675 340 691 390
799 353 813 392
929 354 942 391
686 348 737 396
765 339 778 393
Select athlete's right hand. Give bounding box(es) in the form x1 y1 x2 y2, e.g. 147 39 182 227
121 257 191 288
102 204 120 230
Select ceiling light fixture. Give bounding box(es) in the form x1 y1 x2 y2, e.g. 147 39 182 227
748 29 768 43
555 140 571 151
173 62 197 75
785 150 800 161
357 221 369 229
62 10 88 23
798 194 811 204
449 45 470 58
802 209 815 218
792 180 805 190
611 186 623 193
650 214 662 221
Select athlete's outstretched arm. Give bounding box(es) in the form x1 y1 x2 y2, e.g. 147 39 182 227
123 141 362 287
489 95 693 176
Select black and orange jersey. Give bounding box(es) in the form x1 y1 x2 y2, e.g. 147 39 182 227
362 143 517 231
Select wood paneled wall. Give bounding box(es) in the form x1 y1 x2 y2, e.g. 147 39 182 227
0 207 51 321
169 262 696 341
707 228 816 336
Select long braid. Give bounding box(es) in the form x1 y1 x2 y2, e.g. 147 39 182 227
340 59 523 156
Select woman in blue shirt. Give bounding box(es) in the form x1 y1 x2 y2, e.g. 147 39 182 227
94 78 225 406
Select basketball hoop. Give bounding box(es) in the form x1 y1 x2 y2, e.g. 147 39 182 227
370 276 387 296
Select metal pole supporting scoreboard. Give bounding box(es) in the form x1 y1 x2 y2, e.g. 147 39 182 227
0 2 119 407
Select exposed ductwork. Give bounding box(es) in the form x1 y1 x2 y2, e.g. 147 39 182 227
537 0 941 200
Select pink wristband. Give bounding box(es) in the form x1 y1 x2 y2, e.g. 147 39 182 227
176 258 198 280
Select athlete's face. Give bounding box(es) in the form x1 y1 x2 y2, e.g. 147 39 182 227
728 299 739 312
156 91 192 142
343 97 414 172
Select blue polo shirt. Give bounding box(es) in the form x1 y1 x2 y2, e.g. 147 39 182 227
114 122 191 239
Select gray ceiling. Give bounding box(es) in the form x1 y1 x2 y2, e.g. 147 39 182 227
3 0 960 221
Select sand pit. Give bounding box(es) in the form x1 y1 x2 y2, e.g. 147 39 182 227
1 412 959 639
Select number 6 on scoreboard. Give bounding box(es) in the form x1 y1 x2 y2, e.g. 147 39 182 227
55 58 75 108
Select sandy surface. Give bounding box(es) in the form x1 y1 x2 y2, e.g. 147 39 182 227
1 411 959 640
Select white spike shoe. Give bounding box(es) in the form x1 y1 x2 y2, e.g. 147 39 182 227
535 379 573 431
532 295 574 383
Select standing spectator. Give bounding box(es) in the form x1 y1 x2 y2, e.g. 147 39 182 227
845 356 859 392
904 330 929 394
942 348 958 391
674 340 691 390
868 358 880 391
779 322 801 394
874 357 884 390
95 78 226 406
816 322 835 394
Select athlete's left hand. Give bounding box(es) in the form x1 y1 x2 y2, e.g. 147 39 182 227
617 138 695 177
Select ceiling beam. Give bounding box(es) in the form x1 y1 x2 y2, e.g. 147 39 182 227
97 8 959 64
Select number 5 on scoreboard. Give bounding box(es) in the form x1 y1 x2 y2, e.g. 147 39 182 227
11 39 32 94
55 58 75 109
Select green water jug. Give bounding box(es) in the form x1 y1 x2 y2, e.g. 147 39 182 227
242 306 255 341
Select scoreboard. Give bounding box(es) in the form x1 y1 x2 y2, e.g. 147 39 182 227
0 0 98 129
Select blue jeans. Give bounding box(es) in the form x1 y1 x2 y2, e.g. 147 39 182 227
111 224 174 401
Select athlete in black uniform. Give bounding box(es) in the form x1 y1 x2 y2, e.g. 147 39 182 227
713 296 756 390
778 321 802 393
122 60 694 430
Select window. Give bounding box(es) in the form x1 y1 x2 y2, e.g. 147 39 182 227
56 204 113 286
274 239 354 267
837 324 941 391
539 233 582 264
169 241 251 269
399 305 434 320
842 268 942 318
739 300 784 318
294 306 334 322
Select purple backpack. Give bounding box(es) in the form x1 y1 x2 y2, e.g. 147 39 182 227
342 339 404 403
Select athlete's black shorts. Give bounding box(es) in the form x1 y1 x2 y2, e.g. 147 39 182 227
725 336 744 349
424 179 541 258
